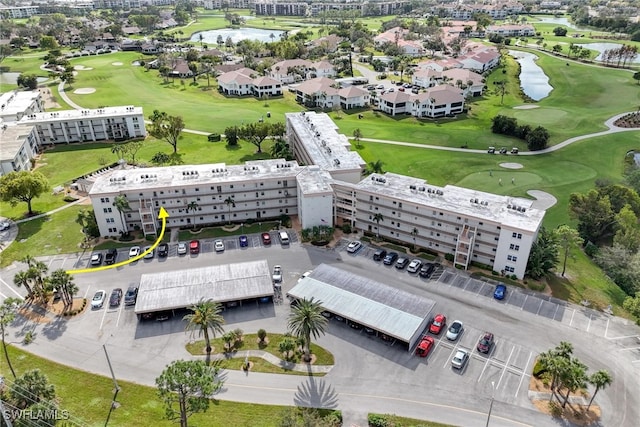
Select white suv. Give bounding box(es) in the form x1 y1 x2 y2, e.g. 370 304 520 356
407 259 423 273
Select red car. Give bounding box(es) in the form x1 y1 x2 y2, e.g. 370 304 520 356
261 232 271 245
416 335 435 357
477 332 494 354
189 239 200 254
429 313 447 335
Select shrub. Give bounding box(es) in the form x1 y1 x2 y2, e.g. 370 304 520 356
548 401 562 417
341 223 352 234
368 414 388 427
444 253 454 262
257 329 267 343
584 241 598 257
532 359 547 378
492 270 500 276
63 196 79 202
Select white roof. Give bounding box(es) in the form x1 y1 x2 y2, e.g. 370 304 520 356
135 260 273 313
19 105 142 124
287 264 435 343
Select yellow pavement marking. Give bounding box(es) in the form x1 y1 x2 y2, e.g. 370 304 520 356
65 207 169 275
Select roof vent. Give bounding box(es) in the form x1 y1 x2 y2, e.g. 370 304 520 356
410 185 417 190
418 186 426 191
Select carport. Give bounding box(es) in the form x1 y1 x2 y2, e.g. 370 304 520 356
287 264 436 351
134 260 274 317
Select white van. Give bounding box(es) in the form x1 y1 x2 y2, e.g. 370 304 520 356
279 231 290 245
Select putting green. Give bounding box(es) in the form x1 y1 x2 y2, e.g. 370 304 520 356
456 171 542 195
511 107 569 126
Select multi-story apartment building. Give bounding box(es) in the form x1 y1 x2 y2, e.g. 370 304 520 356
93 0 142 8
0 5 39 18
89 111 544 278
0 91 44 123
89 159 303 236
254 0 408 17
254 0 309 16
203 0 254 9
19 106 146 145
0 123 39 176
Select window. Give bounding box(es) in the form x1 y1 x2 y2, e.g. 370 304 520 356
393 201 397 205
512 232 517 238
507 255 513 261
510 244 515 250
512 256 518 262
399 202 402 208
515 245 520 251
479 222 483 226
517 233 522 239
369 195 373 201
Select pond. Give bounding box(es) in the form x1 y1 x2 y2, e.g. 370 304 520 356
575 42 640 64
190 27 285 44
0 72 48 85
534 16 589 31
509 50 553 101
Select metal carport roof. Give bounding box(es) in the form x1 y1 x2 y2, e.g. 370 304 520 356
134 260 273 314
286 264 435 346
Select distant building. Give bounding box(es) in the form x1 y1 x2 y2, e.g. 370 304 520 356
0 91 44 123
217 68 283 97
0 123 39 176
0 5 39 19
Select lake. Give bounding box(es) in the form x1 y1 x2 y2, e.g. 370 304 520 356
576 42 640 64
509 50 553 101
190 28 285 44
534 16 589 31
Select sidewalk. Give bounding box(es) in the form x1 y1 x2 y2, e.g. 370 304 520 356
199 349 334 374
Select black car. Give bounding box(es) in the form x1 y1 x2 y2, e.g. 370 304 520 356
383 252 399 265
109 288 123 307
104 248 118 265
157 243 169 257
124 286 138 306
373 249 387 261
419 263 436 278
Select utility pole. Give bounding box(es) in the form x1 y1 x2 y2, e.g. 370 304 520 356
103 345 121 426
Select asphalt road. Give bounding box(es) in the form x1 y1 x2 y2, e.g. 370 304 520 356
2 235 639 427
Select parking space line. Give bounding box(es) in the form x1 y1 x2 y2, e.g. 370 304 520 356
521 294 528 309
462 277 471 290
99 307 108 330
604 318 610 338
536 299 544 315
477 282 486 295
477 350 493 383
515 351 533 398
496 346 515 389
505 289 514 305
0 276 23 298
569 308 576 326
553 303 559 320
116 304 124 328
443 342 461 369
587 314 592 332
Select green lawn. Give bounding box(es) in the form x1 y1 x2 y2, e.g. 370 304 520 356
4 345 295 427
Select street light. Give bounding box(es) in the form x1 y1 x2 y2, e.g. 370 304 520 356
486 381 496 427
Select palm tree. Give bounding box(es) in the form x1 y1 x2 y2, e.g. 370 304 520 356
22 256 48 302
13 270 34 300
373 213 384 239
287 297 327 362
183 299 225 354
352 128 362 148
587 370 613 411
112 194 131 235
75 209 92 243
48 269 78 309
224 196 235 225
186 200 199 228
365 160 384 175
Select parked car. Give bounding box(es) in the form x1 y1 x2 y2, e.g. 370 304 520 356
143 246 154 259
429 313 446 335
446 320 464 341
494 284 507 300
373 249 387 261
91 290 106 309
395 257 409 270
321 311 332 319
261 232 272 245
347 241 362 253
177 242 187 255
124 286 138 306
407 259 423 273
477 332 494 354
298 271 312 283
90 253 103 266
214 239 225 252
383 252 399 265
189 240 200 254
239 235 248 247
419 263 435 278
272 265 282 283
128 246 141 259
157 243 169 257
105 248 118 265
109 288 123 307
451 349 469 369
415 335 435 357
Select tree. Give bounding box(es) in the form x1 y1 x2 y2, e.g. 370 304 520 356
353 128 363 148
525 126 550 151
39 35 59 50
238 122 271 153
224 125 239 146
224 196 235 224
278 336 296 360
614 204 640 252
123 140 144 165
16 73 38 90
365 160 384 175
525 227 558 279
257 328 267 344
0 171 50 215
47 269 78 308
552 27 568 36
148 110 185 154
373 213 384 238
287 297 327 362
183 299 225 354
623 293 640 320
587 370 612 411
20 255 49 302
113 194 131 234
633 72 640 85
75 208 99 242
569 189 615 242
9 369 56 411
156 360 223 427
554 225 583 277
186 200 199 229
111 142 126 161
151 152 171 166
0 298 21 379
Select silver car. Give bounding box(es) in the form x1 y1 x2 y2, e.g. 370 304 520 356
177 242 187 255
451 349 469 370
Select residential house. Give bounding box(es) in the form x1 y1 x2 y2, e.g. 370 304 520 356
378 91 412 116
412 68 442 88
295 77 340 109
441 68 485 97
379 85 465 118
458 49 501 73
398 39 425 57
252 76 283 98
0 123 39 176
373 26 409 48
217 68 257 96
169 59 193 79
338 85 370 110
307 34 343 53
269 59 335 84
485 24 536 38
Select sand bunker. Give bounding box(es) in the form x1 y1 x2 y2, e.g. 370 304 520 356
499 163 523 169
112 62 123 66
513 105 539 110
527 190 558 210
73 88 96 94
73 65 93 71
